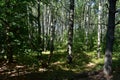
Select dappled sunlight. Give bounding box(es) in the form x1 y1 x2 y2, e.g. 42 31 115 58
51 61 65 65
42 51 50 54
38 68 47 72
86 62 96 68
0 50 120 80
0 0 120 79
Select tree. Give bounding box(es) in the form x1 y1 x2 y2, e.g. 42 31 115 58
84 0 90 50
48 10 56 64
37 0 41 51
97 0 102 58
67 0 74 64
103 0 117 80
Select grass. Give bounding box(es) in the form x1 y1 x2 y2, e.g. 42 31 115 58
1 49 120 80
40 49 105 72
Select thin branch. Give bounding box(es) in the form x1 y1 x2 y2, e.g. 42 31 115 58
115 8 120 13
59 1 70 12
105 3 109 10
115 20 120 25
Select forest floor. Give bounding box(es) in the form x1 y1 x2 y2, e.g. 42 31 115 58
0 62 120 80
0 50 120 80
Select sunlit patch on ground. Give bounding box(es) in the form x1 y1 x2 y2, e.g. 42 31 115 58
0 51 120 80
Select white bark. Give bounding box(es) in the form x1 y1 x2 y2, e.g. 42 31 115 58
97 0 102 58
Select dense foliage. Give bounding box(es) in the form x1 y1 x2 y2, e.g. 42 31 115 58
0 0 120 80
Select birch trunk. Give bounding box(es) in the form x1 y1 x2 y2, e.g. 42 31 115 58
97 0 102 58
67 0 74 64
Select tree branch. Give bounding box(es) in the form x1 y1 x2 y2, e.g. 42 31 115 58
115 8 120 13
115 20 120 25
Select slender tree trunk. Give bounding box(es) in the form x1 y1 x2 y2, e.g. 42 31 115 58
84 0 90 51
46 6 51 50
97 0 102 58
43 4 46 51
67 0 74 64
41 8 44 51
103 0 116 80
101 0 107 43
48 11 55 64
44 6 48 51
37 0 41 50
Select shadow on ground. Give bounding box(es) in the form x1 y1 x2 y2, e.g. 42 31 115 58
0 61 120 80
0 66 77 80
1 51 120 80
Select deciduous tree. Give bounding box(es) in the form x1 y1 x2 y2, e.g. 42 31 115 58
103 0 117 80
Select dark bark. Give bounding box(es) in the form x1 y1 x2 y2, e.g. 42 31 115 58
67 0 74 64
5 0 13 63
37 0 42 56
37 0 41 48
42 9 45 51
5 24 13 63
103 0 116 80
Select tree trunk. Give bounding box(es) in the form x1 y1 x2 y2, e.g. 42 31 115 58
42 4 46 51
37 0 41 50
48 10 55 64
84 0 90 51
103 0 116 80
67 0 74 64
97 0 102 58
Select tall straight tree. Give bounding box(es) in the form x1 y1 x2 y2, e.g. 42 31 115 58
48 9 55 64
97 0 102 58
84 0 90 50
42 4 46 51
67 0 74 64
103 0 117 80
37 0 41 49
48 0 59 64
